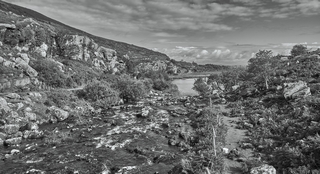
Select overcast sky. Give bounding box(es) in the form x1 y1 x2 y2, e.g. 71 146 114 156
4 0 320 65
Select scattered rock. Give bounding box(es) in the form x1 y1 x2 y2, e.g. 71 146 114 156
250 164 276 174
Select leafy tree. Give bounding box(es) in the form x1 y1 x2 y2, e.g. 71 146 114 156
193 78 211 96
291 44 308 57
247 50 275 90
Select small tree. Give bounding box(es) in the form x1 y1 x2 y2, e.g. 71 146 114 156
291 44 308 57
247 50 275 90
193 78 211 96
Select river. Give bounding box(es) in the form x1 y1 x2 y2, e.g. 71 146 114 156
172 78 198 96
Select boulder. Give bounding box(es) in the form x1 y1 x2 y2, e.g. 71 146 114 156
0 132 7 140
14 77 31 87
0 97 11 113
25 66 38 77
232 85 240 91
19 53 30 64
25 112 37 121
23 130 43 139
283 81 311 99
250 164 276 174
4 124 20 135
5 93 21 100
35 43 48 57
48 106 69 121
0 23 16 29
4 137 22 146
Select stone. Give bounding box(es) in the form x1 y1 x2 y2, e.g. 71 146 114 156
222 147 229 154
19 53 30 64
25 66 38 77
0 97 11 113
5 93 21 100
4 137 22 146
28 122 39 130
243 122 254 129
0 132 7 140
49 106 69 121
283 81 311 99
35 43 48 57
0 23 16 29
23 130 43 139
11 149 20 155
14 77 31 87
250 164 276 174
25 112 37 122
4 124 20 135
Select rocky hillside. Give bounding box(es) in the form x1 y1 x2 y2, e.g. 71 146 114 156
0 0 179 92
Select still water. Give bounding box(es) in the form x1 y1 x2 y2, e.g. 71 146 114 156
172 78 198 96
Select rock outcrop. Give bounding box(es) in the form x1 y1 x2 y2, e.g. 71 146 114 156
283 81 311 99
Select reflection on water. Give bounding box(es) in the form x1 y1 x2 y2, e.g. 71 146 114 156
172 78 198 96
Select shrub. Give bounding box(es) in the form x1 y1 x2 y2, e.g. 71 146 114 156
77 81 120 108
31 58 68 88
44 90 78 108
113 74 149 102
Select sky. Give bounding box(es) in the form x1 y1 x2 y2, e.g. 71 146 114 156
3 0 320 65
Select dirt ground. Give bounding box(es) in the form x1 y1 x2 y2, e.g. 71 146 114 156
219 105 253 174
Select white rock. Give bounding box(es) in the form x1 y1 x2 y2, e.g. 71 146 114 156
222 147 229 154
250 164 276 174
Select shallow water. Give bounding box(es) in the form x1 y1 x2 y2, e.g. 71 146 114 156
172 78 198 96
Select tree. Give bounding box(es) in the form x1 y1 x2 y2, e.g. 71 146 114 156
247 50 275 90
193 78 211 96
291 44 308 57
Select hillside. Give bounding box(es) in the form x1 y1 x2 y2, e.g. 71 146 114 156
193 45 320 173
0 2 233 174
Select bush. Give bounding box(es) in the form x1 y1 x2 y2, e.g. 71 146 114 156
113 75 149 102
31 59 68 88
44 90 78 108
77 81 120 108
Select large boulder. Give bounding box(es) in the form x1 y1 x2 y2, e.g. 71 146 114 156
283 81 311 99
250 164 276 174
48 106 69 122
